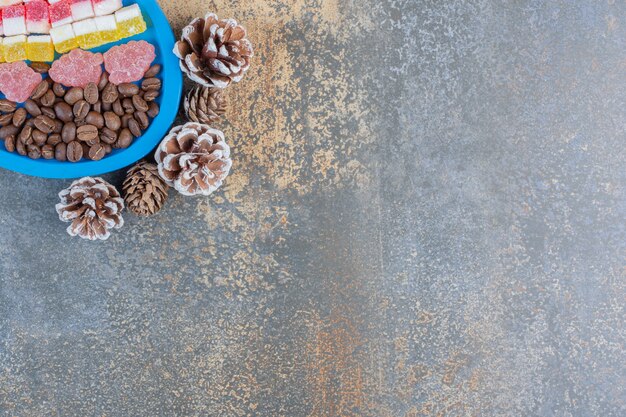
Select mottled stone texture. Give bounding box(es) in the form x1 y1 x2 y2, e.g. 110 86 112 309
1 0 624 416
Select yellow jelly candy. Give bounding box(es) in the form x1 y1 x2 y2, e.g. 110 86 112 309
73 18 102 49
95 15 118 45
50 24 78 54
4 35 27 62
27 36 55 62
0 40 5 63
115 5 146 39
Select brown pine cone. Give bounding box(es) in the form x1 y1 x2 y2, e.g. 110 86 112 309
155 122 232 196
55 177 124 241
184 86 226 125
123 161 169 216
173 13 254 88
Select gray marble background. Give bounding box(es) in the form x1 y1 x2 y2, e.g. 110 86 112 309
1 1 624 416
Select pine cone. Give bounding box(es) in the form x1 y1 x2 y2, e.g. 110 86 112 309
155 122 232 196
55 177 124 241
184 86 227 125
173 13 254 88
123 161 170 216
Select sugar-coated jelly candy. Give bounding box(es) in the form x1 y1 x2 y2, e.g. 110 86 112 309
27 35 55 62
115 4 146 39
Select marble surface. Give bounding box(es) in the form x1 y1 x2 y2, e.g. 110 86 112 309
0 0 624 415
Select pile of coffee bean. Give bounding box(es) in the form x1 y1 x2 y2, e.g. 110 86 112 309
0 63 161 162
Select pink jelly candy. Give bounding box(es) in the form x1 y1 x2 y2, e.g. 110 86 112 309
0 62 42 103
49 49 104 87
104 40 156 84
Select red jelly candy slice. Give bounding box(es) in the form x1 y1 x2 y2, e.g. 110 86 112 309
104 41 156 84
0 62 42 103
49 49 104 87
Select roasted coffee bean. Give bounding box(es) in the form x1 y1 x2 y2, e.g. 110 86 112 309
41 106 56 119
27 144 41 159
47 133 62 146
41 89 56 107
93 101 102 113
73 100 90 119
122 98 134 113
0 99 16 113
33 115 56 133
30 80 49 100
103 111 121 131
62 121 77 143
118 83 139 97
0 124 19 138
99 127 117 144
24 99 42 117
112 99 124 116
53 119 64 134
147 102 160 118
103 143 112 154
32 129 47 146
67 141 84 162
85 111 105 129
121 113 133 128
55 142 67 161
141 78 161 91
53 83 66 97
25 119 35 128
0 113 13 126
16 139 26 156
102 101 112 112
102 83 118 104
12 108 27 127
76 124 98 142
86 136 100 147
18 125 33 144
134 111 149 130
144 64 161 78
128 118 141 137
132 95 149 112
75 118 87 127
4 135 15 153
98 72 109 91
115 128 133 149
30 62 50 74
143 89 160 102
64 87 84 105
84 82 99 104
81 142 90 157
41 144 54 159
54 101 73 122
88 143 106 160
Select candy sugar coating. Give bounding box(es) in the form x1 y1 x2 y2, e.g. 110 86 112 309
50 23 77 53
0 61 42 102
50 0 73 28
92 0 122 17
114 4 146 39
94 14 117 45
25 0 50 34
73 18 101 49
70 0 94 22
49 48 103 87
104 40 155 84
3 35 27 62
26 35 54 62
3 5 26 37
